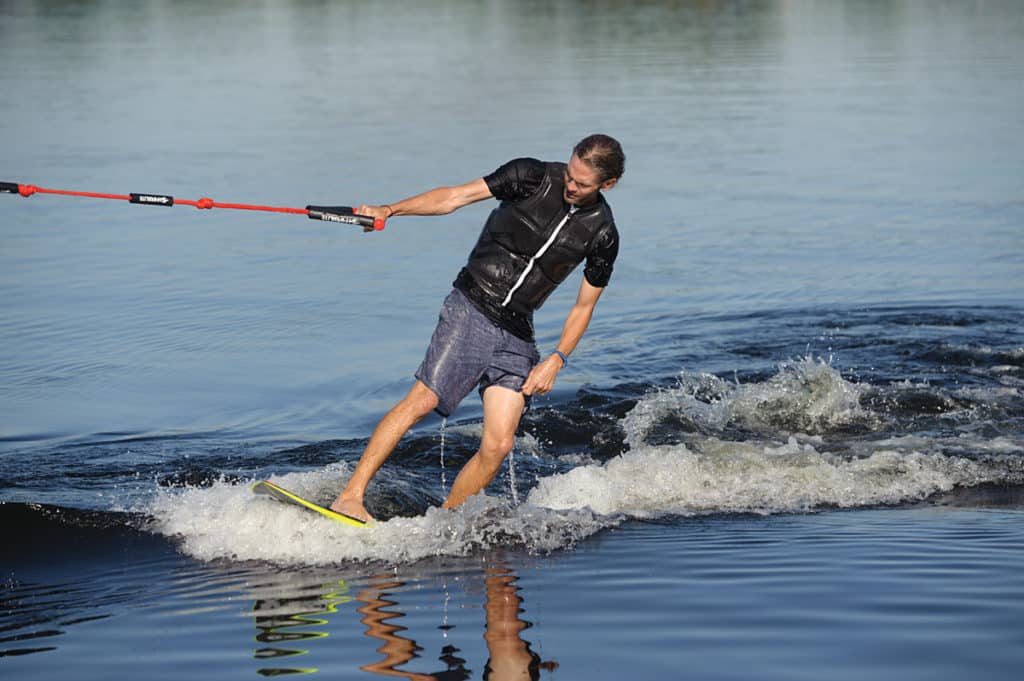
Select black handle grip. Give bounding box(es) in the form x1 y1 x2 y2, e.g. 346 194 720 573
306 205 385 231
1 182 20 194
130 193 175 207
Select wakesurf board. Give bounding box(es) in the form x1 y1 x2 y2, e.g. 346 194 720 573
251 480 368 527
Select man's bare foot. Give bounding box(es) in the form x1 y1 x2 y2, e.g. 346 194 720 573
330 497 375 524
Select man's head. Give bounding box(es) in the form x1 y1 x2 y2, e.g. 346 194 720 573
564 134 625 206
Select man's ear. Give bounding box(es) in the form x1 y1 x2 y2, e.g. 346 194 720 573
600 177 618 192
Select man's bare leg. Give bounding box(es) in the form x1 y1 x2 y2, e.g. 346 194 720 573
442 386 525 509
331 380 439 522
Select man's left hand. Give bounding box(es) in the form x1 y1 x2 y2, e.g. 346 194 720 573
521 354 563 396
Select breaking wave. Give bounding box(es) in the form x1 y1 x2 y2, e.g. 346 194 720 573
528 438 1019 517
148 467 611 566
147 356 1023 566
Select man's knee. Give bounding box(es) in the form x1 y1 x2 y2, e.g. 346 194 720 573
480 433 515 464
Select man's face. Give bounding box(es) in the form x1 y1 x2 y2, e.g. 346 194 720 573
563 154 618 206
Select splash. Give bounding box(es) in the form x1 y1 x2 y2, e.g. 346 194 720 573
527 437 1012 517
147 467 610 566
147 437 1019 566
621 356 874 447
144 354 1023 566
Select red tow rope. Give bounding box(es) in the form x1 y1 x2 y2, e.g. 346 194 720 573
1 181 386 231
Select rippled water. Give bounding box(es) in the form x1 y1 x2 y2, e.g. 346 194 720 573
4 506 1024 680
2 0 1023 679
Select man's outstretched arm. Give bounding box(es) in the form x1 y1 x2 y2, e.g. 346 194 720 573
356 178 493 220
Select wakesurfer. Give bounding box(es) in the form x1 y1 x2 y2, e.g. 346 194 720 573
331 134 624 522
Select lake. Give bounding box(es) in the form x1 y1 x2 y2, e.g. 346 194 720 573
2 1 1023 679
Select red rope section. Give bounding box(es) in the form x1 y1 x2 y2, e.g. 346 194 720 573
6 182 383 230
176 198 308 214
17 184 310 215
19 185 131 202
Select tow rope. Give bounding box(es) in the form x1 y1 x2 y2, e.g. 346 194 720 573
1 181 386 231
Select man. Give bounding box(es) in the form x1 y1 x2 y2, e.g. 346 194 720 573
331 134 624 523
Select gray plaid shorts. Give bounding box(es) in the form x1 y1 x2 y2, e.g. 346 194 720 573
415 288 540 417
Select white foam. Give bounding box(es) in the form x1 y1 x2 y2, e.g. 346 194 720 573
527 437 1009 517
621 357 874 446
147 435 1019 565
860 432 1024 457
729 357 870 433
620 372 731 448
145 354 1021 565
147 467 610 566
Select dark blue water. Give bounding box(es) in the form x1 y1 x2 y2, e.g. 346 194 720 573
2 1 1023 679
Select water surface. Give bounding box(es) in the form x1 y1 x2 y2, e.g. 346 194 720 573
2 1 1023 679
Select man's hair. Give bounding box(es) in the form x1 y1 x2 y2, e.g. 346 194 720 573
573 134 625 182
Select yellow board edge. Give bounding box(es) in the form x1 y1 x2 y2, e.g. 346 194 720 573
252 480 368 528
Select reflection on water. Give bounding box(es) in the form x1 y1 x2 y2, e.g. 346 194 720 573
4 507 1024 680
251 579 353 675
481 567 546 681
246 561 548 679
355 574 455 681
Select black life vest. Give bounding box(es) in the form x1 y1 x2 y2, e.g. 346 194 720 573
454 161 617 341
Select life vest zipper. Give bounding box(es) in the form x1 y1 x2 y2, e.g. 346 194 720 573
500 205 577 308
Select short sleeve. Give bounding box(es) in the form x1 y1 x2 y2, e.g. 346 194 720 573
583 224 619 288
483 157 547 202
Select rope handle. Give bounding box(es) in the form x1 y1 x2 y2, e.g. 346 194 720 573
3 182 386 231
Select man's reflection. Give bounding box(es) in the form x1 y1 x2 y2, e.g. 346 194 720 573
481 566 543 681
356 574 451 680
353 565 552 681
250 562 554 680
